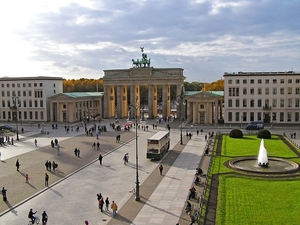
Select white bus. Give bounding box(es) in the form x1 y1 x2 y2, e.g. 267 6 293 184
147 131 170 160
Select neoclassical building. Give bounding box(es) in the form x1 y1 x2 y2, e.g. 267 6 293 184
48 92 103 123
185 91 224 124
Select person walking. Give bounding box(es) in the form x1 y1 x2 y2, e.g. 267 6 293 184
159 164 163 175
2 187 7 201
105 197 110 211
57 144 60 155
77 149 80 157
11 138 14 145
42 211 48 225
111 201 118 217
84 220 89 225
25 174 29 183
34 139 37 146
45 173 49 186
99 197 104 212
16 159 20 171
99 154 103 165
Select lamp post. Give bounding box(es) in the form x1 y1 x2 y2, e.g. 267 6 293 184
177 86 186 145
11 96 20 140
129 97 142 201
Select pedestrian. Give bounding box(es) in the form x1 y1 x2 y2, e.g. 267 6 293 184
25 173 29 183
99 154 103 165
11 137 14 145
74 148 78 157
2 187 7 201
200 129 203 135
34 139 37 146
85 220 89 225
42 211 48 225
45 161 49 170
16 159 20 171
92 142 96 150
52 161 56 171
111 201 118 217
97 141 100 150
99 197 104 212
159 164 163 175
105 197 110 211
188 212 196 225
205 134 207 141
97 193 102 201
77 149 80 157
45 173 49 186
125 153 129 163
57 144 60 155
196 130 199 136
123 154 127 165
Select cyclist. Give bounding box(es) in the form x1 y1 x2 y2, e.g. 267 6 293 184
42 211 48 225
28 208 37 224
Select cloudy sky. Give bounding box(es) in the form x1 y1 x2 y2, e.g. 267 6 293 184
1 0 299 82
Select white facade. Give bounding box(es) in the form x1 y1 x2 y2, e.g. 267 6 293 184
223 71 300 124
0 76 63 122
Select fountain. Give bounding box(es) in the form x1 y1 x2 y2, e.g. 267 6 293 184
257 139 268 167
227 138 299 175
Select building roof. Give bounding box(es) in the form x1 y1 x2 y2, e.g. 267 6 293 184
0 76 64 81
185 91 224 97
223 71 299 76
63 92 104 98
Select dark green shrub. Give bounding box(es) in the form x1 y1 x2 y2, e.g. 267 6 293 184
257 129 271 139
229 129 243 138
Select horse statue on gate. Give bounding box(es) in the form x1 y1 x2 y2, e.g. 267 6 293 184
132 47 152 68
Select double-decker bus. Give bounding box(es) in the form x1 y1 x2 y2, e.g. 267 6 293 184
147 131 170 159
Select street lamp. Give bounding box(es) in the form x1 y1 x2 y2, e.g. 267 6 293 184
177 86 186 145
11 96 20 140
129 97 142 201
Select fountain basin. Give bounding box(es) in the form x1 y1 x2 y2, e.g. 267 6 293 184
228 157 299 174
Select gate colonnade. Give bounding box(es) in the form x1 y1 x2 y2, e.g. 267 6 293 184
103 67 186 120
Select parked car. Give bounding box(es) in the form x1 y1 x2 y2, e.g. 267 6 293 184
245 121 264 130
0 125 13 131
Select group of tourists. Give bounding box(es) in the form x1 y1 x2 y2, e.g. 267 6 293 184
45 160 58 172
0 136 14 146
96 193 118 217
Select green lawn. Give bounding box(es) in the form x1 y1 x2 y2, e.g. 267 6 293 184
212 135 300 225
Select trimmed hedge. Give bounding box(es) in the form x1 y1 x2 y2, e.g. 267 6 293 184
257 129 271 139
229 129 243 138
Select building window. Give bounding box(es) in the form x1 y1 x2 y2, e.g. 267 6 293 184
272 112 276 121
258 79 262 84
29 100 32 107
40 83 43 87
7 84 10 87
23 100 27 107
40 111 44 120
288 79 292 83
34 83 37 87
257 112 262 121
200 104 204 109
235 80 239 84
35 111 38 120
250 112 254 121
7 91 10 97
1 84 4 88
250 100 254 107
243 79 247 84
17 91 20 96
23 91 26 97
258 88 262 95
53 84 56 87
54 90 56 94
280 99 284 107
243 99 247 107
12 91 16 96
242 112 247 121
40 100 43 107
295 99 299 107
265 88 269 95
273 88 277 95
2 100 5 107
250 79 254 84
228 112 232 121
63 104 66 108
258 99 262 107
229 88 232 96
280 88 284 95
273 79 277 84
272 99 277 107
29 91 32 97
17 83 20 87
288 87 292 94
228 79 232 84
296 88 300 94
296 79 300 83
235 99 240 107
23 83 26 87
295 112 299 122
30 111 33 120
12 84 16 88
1 91 4 97
35 100 38 107
288 99 292 107
2 112 6 120
250 88 254 95
265 79 269 84
228 99 232 107
243 88 247 95
235 112 240 121
280 79 284 84
24 111 27 120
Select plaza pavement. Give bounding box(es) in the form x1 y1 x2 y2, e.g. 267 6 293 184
0 121 299 225
0 119 210 225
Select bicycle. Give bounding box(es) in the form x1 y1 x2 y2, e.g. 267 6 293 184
28 215 40 225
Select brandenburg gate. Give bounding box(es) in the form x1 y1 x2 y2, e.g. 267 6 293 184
102 48 186 119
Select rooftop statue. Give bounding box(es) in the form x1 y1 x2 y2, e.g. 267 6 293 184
132 47 151 68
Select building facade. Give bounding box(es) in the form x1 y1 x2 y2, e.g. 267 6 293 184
0 76 63 122
223 71 300 124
